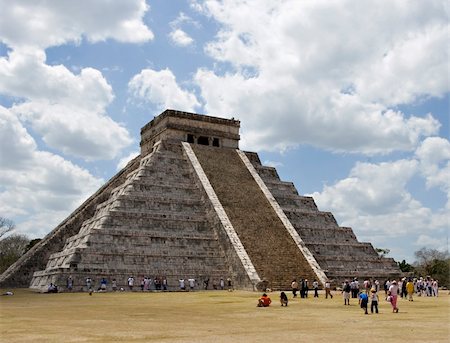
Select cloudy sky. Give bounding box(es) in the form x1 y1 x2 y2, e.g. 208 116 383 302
0 0 448 263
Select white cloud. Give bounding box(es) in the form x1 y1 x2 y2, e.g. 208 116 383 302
310 145 450 259
195 0 448 154
415 137 450 192
129 68 200 112
0 106 103 238
170 29 194 47
311 160 420 221
0 48 133 160
414 234 446 250
169 12 198 47
0 0 153 49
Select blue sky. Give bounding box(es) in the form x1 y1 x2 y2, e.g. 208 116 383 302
0 0 448 264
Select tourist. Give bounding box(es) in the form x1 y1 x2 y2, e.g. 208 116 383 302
188 278 196 291
179 278 186 291
154 276 161 291
143 277 150 291
280 292 288 306
220 278 224 290
384 279 390 296
127 276 134 291
100 278 107 291
325 280 333 299
291 279 299 298
358 291 369 314
374 279 380 293
112 278 117 291
363 278 371 293
418 277 426 296
432 279 438 297
313 279 319 298
140 277 145 291
350 278 359 298
370 288 379 314
342 280 351 305
86 277 92 293
203 278 209 290
257 293 272 307
227 277 232 290
406 278 414 301
388 280 399 313
66 276 73 291
300 278 307 298
426 276 432 296
400 278 407 298
47 283 58 293
162 276 168 291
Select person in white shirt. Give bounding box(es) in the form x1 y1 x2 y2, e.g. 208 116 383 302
325 281 333 299
188 278 196 291
432 280 438 296
370 289 379 314
313 280 319 298
127 276 134 291
179 278 185 290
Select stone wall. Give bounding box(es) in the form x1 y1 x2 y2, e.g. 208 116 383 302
30 141 240 292
0 156 142 288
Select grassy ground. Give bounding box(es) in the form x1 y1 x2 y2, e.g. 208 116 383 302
0 289 448 342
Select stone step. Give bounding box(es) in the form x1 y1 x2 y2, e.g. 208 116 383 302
274 196 318 211
95 193 204 212
254 166 280 180
284 210 338 228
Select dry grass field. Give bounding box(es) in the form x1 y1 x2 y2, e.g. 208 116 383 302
0 288 448 342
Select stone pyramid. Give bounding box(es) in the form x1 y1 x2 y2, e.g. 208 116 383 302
0 110 400 291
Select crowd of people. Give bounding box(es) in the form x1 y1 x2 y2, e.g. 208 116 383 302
49 275 235 293
48 274 440 315
256 275 440 314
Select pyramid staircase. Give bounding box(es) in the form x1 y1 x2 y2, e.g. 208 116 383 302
245 152 400 284
191 145 319 290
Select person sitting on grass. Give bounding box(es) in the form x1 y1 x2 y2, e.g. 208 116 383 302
47 283 58 293
257 293 272 307
280 292 288 306
358 291 369 315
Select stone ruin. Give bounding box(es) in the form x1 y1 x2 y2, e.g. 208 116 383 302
0 110 400 291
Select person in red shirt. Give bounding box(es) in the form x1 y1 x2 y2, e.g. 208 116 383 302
257 293 272 307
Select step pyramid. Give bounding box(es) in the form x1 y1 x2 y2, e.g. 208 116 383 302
0 110 400 291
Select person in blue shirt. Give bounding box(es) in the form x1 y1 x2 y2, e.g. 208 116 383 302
359 291 369 314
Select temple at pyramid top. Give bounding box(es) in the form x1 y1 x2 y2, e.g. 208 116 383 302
140 109 241 156
0 109 400 291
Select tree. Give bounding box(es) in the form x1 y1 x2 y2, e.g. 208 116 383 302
0 233 30 274
414 248 450 288
398 259 414 273
375 248 390 257
0 217 15 239
24 238 42 253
